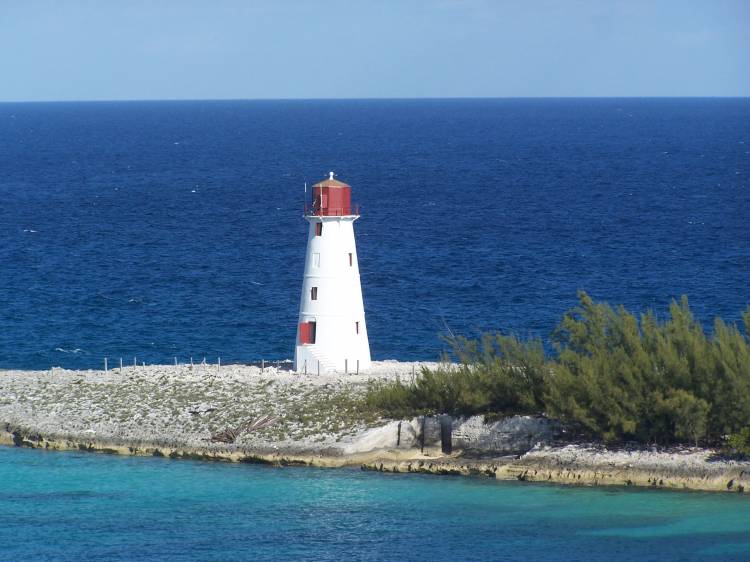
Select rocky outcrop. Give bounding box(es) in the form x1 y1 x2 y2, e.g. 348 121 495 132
416 414 558 454
2 364 750 494
451 415 558 454
341 420 419 454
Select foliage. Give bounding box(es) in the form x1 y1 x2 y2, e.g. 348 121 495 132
727 427 750 458
364 291 750 447
546 292 750 444
365 334 547 419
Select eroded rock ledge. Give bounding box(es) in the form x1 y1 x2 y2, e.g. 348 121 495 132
3 426 748 495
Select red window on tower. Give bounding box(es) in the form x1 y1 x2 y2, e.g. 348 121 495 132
315 223 323 236
299 321 317 344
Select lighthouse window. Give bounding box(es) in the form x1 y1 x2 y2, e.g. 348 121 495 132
348 253 353 266
315 222 323 236
310 287 318 301
355 321 360 334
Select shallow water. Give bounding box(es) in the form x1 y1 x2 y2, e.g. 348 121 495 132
0 446 749 561
1 98 748 369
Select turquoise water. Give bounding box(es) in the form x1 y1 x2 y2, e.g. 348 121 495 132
1 447 749 561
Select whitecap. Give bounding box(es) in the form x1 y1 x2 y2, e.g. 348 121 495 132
55 347 83 354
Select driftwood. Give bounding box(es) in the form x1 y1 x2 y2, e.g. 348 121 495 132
188 407 217 416
210 415 279 444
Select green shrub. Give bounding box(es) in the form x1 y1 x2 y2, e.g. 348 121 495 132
545 292 750 444
365 333 547 419
727 427 750 457
364 291 750 447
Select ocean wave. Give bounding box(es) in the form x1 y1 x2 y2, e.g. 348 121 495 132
54 347 84 354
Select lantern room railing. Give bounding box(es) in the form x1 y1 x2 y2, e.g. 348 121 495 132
304 203 361 216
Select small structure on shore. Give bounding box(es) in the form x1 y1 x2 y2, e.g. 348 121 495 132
294 172 371 374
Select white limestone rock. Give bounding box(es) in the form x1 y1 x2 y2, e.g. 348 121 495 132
340 420 417 454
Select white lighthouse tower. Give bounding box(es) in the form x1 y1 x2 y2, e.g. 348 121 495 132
294 172 371 374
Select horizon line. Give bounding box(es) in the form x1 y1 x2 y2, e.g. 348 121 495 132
1 95 749 104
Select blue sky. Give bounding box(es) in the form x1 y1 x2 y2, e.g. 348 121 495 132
0 0 748 101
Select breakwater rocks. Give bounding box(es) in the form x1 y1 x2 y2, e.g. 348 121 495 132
2 363 749 494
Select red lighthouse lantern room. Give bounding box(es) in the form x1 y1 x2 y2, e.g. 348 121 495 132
309 172 353 216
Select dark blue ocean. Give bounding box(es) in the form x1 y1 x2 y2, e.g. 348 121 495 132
1 98 748 369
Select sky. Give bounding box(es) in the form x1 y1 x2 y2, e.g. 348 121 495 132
0 0 748 102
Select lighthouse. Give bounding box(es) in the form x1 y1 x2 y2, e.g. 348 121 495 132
294 172 371 374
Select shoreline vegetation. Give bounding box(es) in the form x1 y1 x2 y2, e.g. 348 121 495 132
367 292 750 452
1 294 749 494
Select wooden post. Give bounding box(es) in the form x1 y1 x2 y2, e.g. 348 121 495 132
261 359 265 372
104 357 107 373
356 360 360 375
317 360 320 376
420 415 426 453
133 356 137 368
174 356 177 366
345 359 348 374
304 359 307 376
440 415 453 454
119 358 123 373
397 421 402 447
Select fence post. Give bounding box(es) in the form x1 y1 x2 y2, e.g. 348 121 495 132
119 358 123 373
133 356 137 368
356 360 360 375
262 359 264 372
104 357 107 373
304 359 307 376
397 421 402 447
174 356 177 366
345 359 348 374
317 360 320 376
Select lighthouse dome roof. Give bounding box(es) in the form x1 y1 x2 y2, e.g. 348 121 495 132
313 172 350 188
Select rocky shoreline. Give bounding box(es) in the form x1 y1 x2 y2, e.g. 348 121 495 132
2 362 749 494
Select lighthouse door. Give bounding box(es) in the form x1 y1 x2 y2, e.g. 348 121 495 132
299 321 317 344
